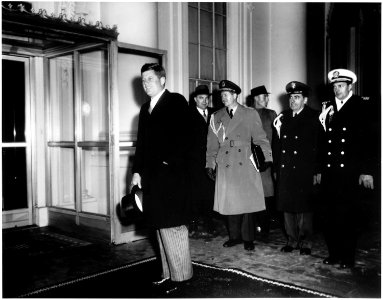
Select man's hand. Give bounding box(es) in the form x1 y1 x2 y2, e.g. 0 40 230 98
359 174 374 189
130 173 142 191
313 173 321 185
206 168 216 181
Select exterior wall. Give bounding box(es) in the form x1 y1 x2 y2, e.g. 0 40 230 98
100 2 158 49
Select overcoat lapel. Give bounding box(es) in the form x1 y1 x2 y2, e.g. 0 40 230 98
150 89 169 115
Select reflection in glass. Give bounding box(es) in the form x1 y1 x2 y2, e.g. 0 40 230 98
50 148 75 209
80 51 108 141
49 55 75 141
81 147 109 215
2 59 25 143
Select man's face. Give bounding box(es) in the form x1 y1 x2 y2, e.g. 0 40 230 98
332 82 352 100
221 91 237 108
289 93 307 112
254 94 269 109
141 70 165 98
194 94 209 110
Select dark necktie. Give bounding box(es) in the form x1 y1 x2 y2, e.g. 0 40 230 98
227 108 233 119
203 110 207 122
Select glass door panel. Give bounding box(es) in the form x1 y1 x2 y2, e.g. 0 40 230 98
80 147 109 215
49 55 75 141
2 56 32 228
2 148 28 210
80 50 108 141
50 147 75 209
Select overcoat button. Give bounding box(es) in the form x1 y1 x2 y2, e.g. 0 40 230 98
283 135 287 138
343 127 346 131
294 151 297 155
281 164 285 168
225 137 228 140
239 162 242 166
226 151 229 154
341 151 344 155
328 140 332 143
238 149 241 152
295 136 298 139
226 164 230 168
327 164 331 167
340 164 344 167
341 139 345 142
328 152 331 155
282 150 286 153
329 128 332 131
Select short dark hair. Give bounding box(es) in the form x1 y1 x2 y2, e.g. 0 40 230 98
141 63 166 79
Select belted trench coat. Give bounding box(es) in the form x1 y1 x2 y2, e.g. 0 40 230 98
206 104 272 215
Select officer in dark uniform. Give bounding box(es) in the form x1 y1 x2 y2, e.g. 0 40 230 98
273 81 321 255
317 69 374 269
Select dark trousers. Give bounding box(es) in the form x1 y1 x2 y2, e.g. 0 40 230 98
226 213 257 242
323 204 357 263
253 196 276 233
321 171 359 264
284 212 313 249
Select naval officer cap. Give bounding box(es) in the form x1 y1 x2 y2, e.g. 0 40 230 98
285 81 310 97
219 80 241 95
328 69 357 84
251 85 270 97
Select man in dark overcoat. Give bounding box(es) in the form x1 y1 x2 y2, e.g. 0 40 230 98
131 63 193 293
250 85 277 236
317 69 374 269
188 85 215 236
273 81 321 255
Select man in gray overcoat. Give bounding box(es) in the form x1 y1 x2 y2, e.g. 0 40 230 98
251 85 277 236
206 80 272 251
273 81 321 255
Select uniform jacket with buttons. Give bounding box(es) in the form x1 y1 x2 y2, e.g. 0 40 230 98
273 105 321 213
318 94 375 180
206 104 272 215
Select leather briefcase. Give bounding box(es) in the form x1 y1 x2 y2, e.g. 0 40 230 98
251 143 268 172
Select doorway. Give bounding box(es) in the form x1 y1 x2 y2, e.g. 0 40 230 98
2 56 33 228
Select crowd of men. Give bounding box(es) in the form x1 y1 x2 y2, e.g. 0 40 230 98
130 63 375 294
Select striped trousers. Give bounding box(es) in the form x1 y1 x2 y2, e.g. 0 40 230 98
156 225 193 282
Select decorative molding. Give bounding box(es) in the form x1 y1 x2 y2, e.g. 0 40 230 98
2 2 118 36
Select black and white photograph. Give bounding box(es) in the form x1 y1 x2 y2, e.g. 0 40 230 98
1 1 381 298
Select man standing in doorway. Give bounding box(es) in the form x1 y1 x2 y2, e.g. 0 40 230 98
206 79 272 251
130 63 193 293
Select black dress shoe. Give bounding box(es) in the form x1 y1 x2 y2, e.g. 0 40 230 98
223 239 242 247
299 248 311 255
339 261 354 269
280 245 294 252
323 256 340 265
244 241 255 251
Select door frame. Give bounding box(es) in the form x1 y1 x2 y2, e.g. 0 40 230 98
1 54 33 228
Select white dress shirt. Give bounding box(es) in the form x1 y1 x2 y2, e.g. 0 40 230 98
149 88 166 113
335 91 353 111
